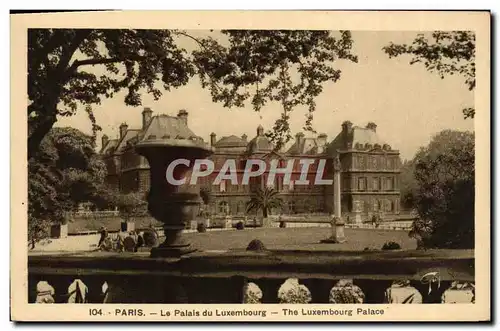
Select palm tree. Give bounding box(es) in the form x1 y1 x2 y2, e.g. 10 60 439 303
246 187 282 218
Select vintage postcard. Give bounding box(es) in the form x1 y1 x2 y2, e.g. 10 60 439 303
10 10 490 322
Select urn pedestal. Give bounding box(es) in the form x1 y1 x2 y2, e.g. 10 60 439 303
135 141 213 258
320 216 347 244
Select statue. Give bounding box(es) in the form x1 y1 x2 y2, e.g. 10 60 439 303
333 154 341 172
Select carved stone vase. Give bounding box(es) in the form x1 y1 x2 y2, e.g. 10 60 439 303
135 141 213 258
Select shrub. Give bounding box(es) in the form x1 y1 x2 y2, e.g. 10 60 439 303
197 222 207 233
411 130 475 249
382 241 401 250
236 221 245 230
279 221 286 228
142 230 159 247
246 239 266 251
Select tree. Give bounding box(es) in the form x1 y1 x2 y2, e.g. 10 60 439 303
194 30 358 149
199 186 213 205
409 130 475 249
28 127 106 244
383 31 475 119
246 187 282 218
399 159 418 210
28 29 357 158
114 192 148 222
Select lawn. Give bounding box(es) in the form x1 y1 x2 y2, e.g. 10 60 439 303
184 227 417 252
32 226 417 253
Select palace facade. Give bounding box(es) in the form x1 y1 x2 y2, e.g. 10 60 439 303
100 108 402 217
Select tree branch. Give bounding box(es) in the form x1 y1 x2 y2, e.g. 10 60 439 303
70 54 147 69
173 31 208 49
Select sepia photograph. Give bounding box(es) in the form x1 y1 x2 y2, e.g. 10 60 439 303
10 10 490 322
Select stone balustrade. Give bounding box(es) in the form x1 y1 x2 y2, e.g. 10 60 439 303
28 249 474 304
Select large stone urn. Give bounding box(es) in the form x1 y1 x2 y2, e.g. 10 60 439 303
135 138 213 258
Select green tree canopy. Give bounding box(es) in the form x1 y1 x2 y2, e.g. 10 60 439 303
399 159 418 210
28 127 106 241
114 192 148 221
383 31 475 119
199 186 213 205
410 130 475 249
28 29 357 158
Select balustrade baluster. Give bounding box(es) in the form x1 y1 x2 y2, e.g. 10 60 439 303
34 280 56 304
411 280 451 303
441 281 475 303
67 279 89 303
328 279 365 304
277 278 312 304
243 280 263 304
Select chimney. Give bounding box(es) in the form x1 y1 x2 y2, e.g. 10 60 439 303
210 132 217 146
317 133 327 147
295 132 305 146
241 134 248 142
142 107 153 129
257 125 264 136
101 134 109 149
119 123 128 138
341 120 353 134
341 120 353 150
177 109 188 126
366 122 377 132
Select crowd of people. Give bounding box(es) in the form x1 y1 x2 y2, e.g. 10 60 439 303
97 227 157 252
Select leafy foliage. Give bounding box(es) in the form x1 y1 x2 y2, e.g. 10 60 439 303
194 30 358 149
197 222 207 233
399 159 418 210
28 127 106 242
199 186 213 205
28 29 357 158
246 239 266 251
383 31 475 118
409 130 475 249
246 187 282 218
114 192 148 221
381 241 401 250
235 221 245 230
28 29 196 159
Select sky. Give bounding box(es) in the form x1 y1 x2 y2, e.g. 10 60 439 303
55 30 474 161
